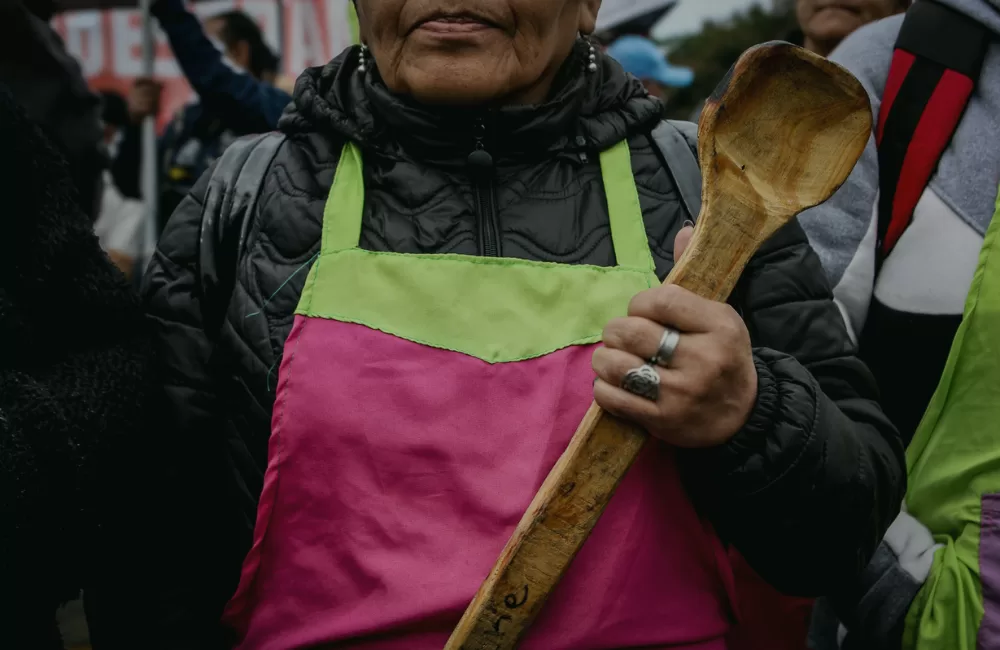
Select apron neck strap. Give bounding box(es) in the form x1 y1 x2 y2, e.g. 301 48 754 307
322 142 366 253
599 139 657 272
321 140 656 273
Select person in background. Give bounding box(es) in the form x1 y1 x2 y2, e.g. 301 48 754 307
0 83 151 650
0 0 106 221
95 91 146 280
107 78 159 201
606 34 693 102
795 0 911 56
693 1 910 125
117 0 291 228
100 90 130 151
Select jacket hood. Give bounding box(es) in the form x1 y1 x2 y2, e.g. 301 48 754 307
936 0 1000 34
280 41 664 164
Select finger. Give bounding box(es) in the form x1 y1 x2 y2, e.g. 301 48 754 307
594 378 660 424
592 346 683 392
593 345 647 386
628 284 727 334
673 225 694 261
603 316 683 365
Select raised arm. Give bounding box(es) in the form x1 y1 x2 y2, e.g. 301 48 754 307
152 0 291 133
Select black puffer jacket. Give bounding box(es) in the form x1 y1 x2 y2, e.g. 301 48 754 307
142 45 905 647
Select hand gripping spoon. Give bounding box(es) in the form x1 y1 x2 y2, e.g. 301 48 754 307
444 42 872 650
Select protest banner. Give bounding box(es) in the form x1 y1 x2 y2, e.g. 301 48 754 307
53 0 357 129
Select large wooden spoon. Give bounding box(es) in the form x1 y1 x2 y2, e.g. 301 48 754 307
444 42 871 650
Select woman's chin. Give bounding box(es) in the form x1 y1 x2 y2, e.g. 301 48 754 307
392 65 514 106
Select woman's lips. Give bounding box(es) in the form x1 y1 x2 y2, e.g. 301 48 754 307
417 17 495 35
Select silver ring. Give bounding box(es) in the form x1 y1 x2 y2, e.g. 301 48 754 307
621 364 660 401
650 327 681 367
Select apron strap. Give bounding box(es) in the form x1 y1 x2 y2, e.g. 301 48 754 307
323 139 655 274
322 142 366 254
599 140 657 273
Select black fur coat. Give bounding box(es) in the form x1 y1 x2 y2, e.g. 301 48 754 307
0 84 151 647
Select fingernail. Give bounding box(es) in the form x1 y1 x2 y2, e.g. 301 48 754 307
683 220 695 228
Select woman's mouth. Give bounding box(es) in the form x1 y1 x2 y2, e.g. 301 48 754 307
415 13 497 35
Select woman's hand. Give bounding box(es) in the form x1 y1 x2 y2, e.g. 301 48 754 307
592 226 758 448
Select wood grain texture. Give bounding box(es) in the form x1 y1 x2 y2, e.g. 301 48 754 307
444 42 871 650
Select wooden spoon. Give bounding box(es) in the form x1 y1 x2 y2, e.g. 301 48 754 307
444 42 871 650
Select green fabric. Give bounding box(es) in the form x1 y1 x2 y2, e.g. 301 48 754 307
602 139 657 273
902 186 1000 650
297 141 657 363
347 1 360 45
322 140 364 253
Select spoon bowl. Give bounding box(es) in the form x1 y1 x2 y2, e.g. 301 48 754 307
705 42 871 214
668 41 872 300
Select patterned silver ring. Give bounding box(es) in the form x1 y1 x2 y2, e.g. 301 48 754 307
621 363 660 401
650 327 681 368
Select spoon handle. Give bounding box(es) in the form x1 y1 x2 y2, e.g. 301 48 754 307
665 192 772 302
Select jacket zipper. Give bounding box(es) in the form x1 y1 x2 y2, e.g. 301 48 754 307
467 118 501 257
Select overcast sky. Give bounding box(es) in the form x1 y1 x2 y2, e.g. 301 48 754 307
652 0 767 39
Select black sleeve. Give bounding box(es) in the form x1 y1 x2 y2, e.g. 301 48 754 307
681 220 906 597
136 167 237 649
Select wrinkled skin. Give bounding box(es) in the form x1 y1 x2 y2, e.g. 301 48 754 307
354 0 601 105
797 0 909 56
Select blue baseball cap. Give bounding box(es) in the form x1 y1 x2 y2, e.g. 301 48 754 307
607 35 694 89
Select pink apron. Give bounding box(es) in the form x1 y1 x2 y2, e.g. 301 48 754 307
222 140 735 649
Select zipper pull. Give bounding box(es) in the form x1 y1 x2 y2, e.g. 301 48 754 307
467 119 494 175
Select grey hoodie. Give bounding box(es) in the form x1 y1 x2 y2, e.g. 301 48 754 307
800 0 1000 334
920 0 1000 235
